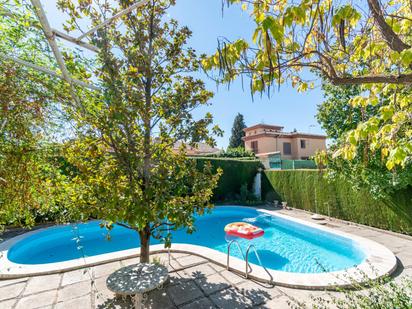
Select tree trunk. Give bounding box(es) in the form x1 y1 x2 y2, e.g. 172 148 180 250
139 225 151 263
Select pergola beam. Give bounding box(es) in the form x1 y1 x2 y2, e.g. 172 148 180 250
5 0 149 98
53 29 100 53
77 0 150 40
30 0 88 106
0 54 99 90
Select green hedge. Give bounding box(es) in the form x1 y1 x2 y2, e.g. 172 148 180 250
194 157 263 201
262 170 412 235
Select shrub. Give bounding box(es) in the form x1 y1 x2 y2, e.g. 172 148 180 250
195 157 263 201
262 170 412 235
240 183 248 202
203 147 255 159
291 275 412 309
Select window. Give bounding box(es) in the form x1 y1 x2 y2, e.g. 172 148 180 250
251 141 258 153
283 142 291 155
300 139 306 149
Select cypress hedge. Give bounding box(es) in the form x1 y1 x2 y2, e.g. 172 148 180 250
194 157 263 201
262 170 412 235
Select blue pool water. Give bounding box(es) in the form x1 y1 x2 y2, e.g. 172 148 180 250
8 207 365 273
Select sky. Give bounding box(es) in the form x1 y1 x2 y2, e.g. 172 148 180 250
43 0 326 148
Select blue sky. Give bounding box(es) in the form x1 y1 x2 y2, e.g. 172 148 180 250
43 0 326 148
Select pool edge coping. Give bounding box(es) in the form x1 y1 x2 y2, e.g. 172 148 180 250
0 206 398 290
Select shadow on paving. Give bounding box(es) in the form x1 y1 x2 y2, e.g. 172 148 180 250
96 269 277 309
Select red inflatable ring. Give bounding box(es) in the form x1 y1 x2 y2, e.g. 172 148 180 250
224 222 264 239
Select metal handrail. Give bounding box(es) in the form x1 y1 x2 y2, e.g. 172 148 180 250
226 239 252 273
245 244 274 283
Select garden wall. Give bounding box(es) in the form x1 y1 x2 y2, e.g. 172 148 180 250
194 157 263 201
262 170 412 235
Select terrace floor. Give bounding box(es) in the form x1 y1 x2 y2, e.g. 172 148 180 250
1 207 412 309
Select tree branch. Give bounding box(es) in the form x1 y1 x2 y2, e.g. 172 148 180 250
367 0 410 52
330 74 412 85
116 221 134 230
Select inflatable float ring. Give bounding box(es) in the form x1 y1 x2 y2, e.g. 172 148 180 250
224 222 264 239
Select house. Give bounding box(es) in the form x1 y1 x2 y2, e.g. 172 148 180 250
242 124 326 168
173 141 222 156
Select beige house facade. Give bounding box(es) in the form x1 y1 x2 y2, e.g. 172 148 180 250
242 124 327 160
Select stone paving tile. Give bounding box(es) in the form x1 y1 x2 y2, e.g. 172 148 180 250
209 287 253 309
180 297 216 309
176 255 207 268
151 253 171 262
61 268 93 286
219 270 246 286
93 278 116 309
0 282 25 301
92 261 122 278
208 263 225 273
195 273 230 296
167 280 204 306
235 280 274 306
168 271 192 285
166 259 184 272
396 249 412 267
371 237 408 252
145 289 175 309
120 257 140 267
277 286 344 309
55 294 91 309
92 275 135 308
393 266 412 284
261 295 296 309
145 253 182 272
184 264 217 279
0 278 28 288
23 273 61 296
15 290 57 309
95 294 132 309
57 280 92 302
171 252 191 259
0 298 17 309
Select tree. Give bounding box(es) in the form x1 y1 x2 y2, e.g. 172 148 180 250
317 83 366 140
202 0 412 173
316 80 411 198
0 1 71 228
229 113 246 148
58 0 222 263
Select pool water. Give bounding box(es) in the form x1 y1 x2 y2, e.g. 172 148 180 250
7 207 365 273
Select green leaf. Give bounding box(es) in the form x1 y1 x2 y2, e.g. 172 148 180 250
400 49 412 67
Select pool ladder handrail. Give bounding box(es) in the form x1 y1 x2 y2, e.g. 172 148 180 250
226 239 252 274
245 244 274 282
226 240 273 284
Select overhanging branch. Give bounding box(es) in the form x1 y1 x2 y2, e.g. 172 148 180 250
330 74 412 85
367 0 410 52
77 0 150 40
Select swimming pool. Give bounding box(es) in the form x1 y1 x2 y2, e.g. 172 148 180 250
0 206 397 288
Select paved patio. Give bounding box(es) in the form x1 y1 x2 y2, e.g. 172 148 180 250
0 207 411 309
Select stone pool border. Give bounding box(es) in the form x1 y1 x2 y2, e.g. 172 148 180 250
0 206 397 290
